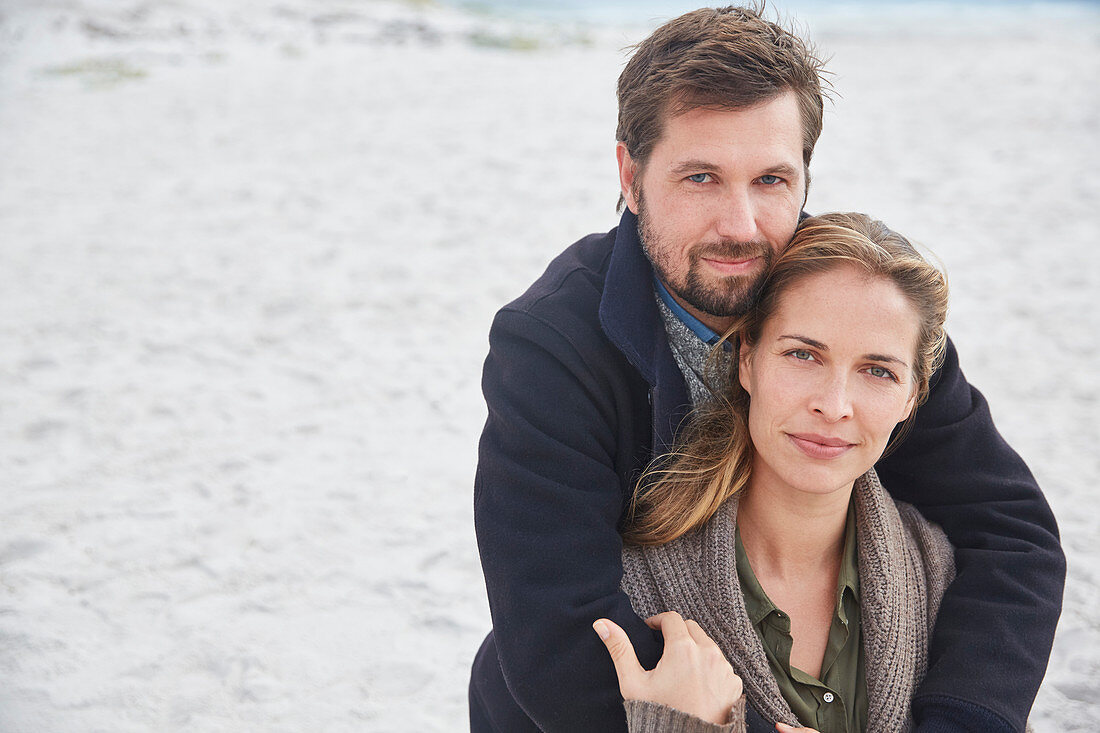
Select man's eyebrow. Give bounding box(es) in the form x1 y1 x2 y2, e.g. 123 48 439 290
668 159 721 175
668 161 802 178
778 334 909 367
765 163 801 179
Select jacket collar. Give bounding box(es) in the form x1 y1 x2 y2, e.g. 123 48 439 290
597 209 691 454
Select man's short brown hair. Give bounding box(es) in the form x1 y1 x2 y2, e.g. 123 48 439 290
616 5 828 207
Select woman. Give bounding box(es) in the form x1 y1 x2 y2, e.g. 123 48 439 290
594 213 955 732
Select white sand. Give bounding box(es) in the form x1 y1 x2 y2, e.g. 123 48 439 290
0 1 1097 730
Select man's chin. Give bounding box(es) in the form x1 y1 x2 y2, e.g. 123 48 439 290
680 278 764 320
682 294 753 320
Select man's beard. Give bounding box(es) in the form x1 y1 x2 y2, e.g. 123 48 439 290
636 191 774 319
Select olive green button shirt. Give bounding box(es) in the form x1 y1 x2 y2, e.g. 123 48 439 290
734 499 868 733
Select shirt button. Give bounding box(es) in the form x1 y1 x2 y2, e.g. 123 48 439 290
823 692 835 703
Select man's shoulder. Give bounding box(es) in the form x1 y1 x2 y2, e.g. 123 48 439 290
496 226 618 334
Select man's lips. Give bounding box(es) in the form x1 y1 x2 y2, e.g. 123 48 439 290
700 255 761 276
786 432 856 459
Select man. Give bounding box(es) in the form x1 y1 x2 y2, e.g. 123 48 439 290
469 6 1063 732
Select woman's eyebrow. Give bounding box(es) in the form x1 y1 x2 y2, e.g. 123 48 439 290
864 353 910 367
779 335 910 367
778 334 827 350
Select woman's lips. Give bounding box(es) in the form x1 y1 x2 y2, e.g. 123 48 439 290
786 432 856 459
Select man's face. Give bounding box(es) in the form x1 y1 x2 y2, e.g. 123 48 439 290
617 92 807 334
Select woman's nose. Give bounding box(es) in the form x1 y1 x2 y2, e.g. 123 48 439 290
811 373 854 422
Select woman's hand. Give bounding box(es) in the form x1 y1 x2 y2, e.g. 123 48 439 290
775 723 821 733
593 611 743 726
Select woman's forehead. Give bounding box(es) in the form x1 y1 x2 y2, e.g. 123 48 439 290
765 267 920 354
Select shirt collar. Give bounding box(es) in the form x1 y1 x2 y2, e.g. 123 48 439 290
735 526 783 627
652 276 723 346
837 496 861 604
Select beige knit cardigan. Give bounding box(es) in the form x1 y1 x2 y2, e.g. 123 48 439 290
620 469 956 733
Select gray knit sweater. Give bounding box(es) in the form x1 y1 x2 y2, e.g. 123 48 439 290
619 470 956 733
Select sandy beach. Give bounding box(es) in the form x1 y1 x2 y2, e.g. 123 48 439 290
1 0 1097 730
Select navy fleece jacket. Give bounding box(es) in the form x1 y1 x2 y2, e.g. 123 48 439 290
471 210 1064 732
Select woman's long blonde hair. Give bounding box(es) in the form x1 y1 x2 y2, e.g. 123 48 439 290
622 212 949 547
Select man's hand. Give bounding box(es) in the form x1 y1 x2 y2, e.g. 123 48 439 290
593 611 743 725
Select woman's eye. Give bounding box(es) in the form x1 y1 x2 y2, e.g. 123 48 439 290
790 349 814 362
687 173 711 183
868 365 896 381
759 174 782 185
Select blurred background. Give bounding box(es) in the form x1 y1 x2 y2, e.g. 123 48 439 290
1 0 1097 730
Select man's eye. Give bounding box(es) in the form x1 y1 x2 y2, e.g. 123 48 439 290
687 173 711 183
759 174 782 185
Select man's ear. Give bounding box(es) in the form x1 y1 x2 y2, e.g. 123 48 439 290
616 142 640 214
737 340 753 395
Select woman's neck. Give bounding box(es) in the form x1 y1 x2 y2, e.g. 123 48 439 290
736 472 852 580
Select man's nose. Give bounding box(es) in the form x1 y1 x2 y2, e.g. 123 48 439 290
811 372 854 422
714 188 760 243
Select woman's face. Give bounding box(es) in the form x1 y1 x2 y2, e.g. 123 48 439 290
738 265 920 500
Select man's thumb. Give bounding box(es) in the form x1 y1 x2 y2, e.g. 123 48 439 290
593 619 643 686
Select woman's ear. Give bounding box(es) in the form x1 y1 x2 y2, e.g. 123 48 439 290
737 340 754 395
900 384 918 423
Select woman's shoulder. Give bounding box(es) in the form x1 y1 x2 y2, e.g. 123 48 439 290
880 480 958 625
892 499 954 566
858 470 953 560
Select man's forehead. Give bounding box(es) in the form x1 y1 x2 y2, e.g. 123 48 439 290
652 99 803 158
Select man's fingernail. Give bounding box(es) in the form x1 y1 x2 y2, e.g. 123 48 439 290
593 620 610 640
